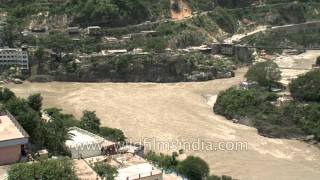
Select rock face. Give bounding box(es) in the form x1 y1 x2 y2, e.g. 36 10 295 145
54 53 235 82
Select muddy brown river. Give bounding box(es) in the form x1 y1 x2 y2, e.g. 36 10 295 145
3 66 320 180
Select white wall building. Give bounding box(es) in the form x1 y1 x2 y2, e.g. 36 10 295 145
115 163 163 180
66 127 115 159
0 48 29 69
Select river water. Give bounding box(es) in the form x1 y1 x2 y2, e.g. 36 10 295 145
3 65 320 180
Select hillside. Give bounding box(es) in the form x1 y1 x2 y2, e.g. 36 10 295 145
1 0 320 82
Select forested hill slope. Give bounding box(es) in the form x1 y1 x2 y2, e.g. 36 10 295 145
2 0 319 28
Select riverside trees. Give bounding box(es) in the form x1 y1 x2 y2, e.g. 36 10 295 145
214 65 320 140
289 70 320 102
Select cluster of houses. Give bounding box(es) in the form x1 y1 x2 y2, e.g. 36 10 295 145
0 111 167 180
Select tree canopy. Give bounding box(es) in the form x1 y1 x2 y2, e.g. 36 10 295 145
93 161 118 180
99 126 126 142
27 93 43 112
316 56 320 66
177 156 210 180
8 158 77 180
80 110 101 134
289 70 320 102
245 61 281 87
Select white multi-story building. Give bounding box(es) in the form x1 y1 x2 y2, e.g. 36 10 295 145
0 48 29 69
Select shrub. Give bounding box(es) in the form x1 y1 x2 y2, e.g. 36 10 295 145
80 110 101 134
99 127 126 142
316 56 320 66
93 162 118 180
145 151 178 171
214 87 276 119
177 156 210 180
245 61 281 87
8 158 77 180
289 70 320 102
212 7 238 34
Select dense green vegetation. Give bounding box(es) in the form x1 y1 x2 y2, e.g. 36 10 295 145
99 127 126 142
145 151 179 171
176 156 210 180
289 70 320 102
214 65 320 140
0 88 126 156
8 158 77 180
145 151 234 180
316 56 320 66
214 87 320 140
53 0 151 27
53 52 234 83
80 110 101 134
245 61 282 87
211 8 238 34
93 161 118 180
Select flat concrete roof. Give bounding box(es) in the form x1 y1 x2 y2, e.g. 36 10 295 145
0 115 28 142
115 163 162 180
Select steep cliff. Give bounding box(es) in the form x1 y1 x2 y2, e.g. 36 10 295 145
54 53 235 82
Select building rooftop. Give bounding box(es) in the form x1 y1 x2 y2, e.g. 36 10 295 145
73 159 101 180
0 48 24 52
0 114 29 142
115 163 162 180
66 127 115 147
85 153 162 180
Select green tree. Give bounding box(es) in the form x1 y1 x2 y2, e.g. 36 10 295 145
80 110 101 134
27 93 43 112
316 56 320 66
1 88 16 102
4 97 42 143
45 108 80 128
34 48 46 74
214 87 277 119
145 151 178 170
93 162 118 180
8 158 77 180
245 61 281 87
99 127 126 142
289 70 320 102
44 109 73 155
213 7 238 34
177 156 210 180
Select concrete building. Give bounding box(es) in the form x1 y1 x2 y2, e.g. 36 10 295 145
0 48 29 69
85 153 163 180
66 127 115 159
67 27 80 35
86 26 101 36
116 163 163 180
0 112 29 165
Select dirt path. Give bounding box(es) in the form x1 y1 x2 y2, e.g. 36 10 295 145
225 25 267 43
3 67 320 180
